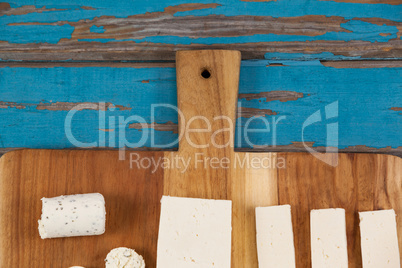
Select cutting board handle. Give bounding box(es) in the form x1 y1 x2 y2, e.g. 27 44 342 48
176 50 241 153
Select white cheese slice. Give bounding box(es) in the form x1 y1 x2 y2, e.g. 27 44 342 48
310 208 348 268
105 247 145 268
157 196 232 268
38 193 106 239
255 205 296 268
359 209 400 268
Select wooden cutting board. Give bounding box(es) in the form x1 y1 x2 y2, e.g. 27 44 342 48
0 50 401 268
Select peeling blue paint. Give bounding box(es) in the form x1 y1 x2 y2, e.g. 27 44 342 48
341 19 395 33
175 1 402 22
0 0 401 151
0 24 74 44
265 52 337 61
263 52 362 66
236 63 402 149
340 19 398 39
264 52 362 61
0 62 401 150
89 25 105 33
268 60 324 66
76 28 397 45
4 0 401 21
1 0 401 45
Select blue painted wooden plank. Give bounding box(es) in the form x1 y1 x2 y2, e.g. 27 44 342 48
0 61 400 151
4 0 401 21
1 0 400 45
75 27 398 45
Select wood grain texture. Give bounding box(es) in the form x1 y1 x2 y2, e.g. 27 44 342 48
230 152 279 267
0 0 401 156
1 40 401 62
0 149 164 268
174 50 240 157
163 50 278 267
0 1 401 61
0 151 400 267
0 49 400 267
277 152 402 268
163 50 241 200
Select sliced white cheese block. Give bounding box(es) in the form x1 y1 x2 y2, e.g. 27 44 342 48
310 208 348 268
105 247 145 268
359 209 400 268
255 205 296 268
157 196 232 268
38 193 106 239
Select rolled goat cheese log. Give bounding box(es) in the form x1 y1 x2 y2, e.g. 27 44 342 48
38 193 106 239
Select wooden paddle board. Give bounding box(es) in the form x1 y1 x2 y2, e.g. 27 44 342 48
0 50 401 267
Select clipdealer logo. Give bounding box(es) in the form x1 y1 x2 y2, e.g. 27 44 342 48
302 101 339 167
129 152 285 174
64 101 339 167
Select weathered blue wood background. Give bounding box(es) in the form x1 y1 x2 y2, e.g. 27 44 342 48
0 0 401 155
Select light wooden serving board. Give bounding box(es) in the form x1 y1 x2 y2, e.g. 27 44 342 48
0 51 401 268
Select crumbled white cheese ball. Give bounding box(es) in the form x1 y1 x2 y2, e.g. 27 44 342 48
105 247 145 268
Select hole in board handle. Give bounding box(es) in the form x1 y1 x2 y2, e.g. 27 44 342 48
201 69 211 79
